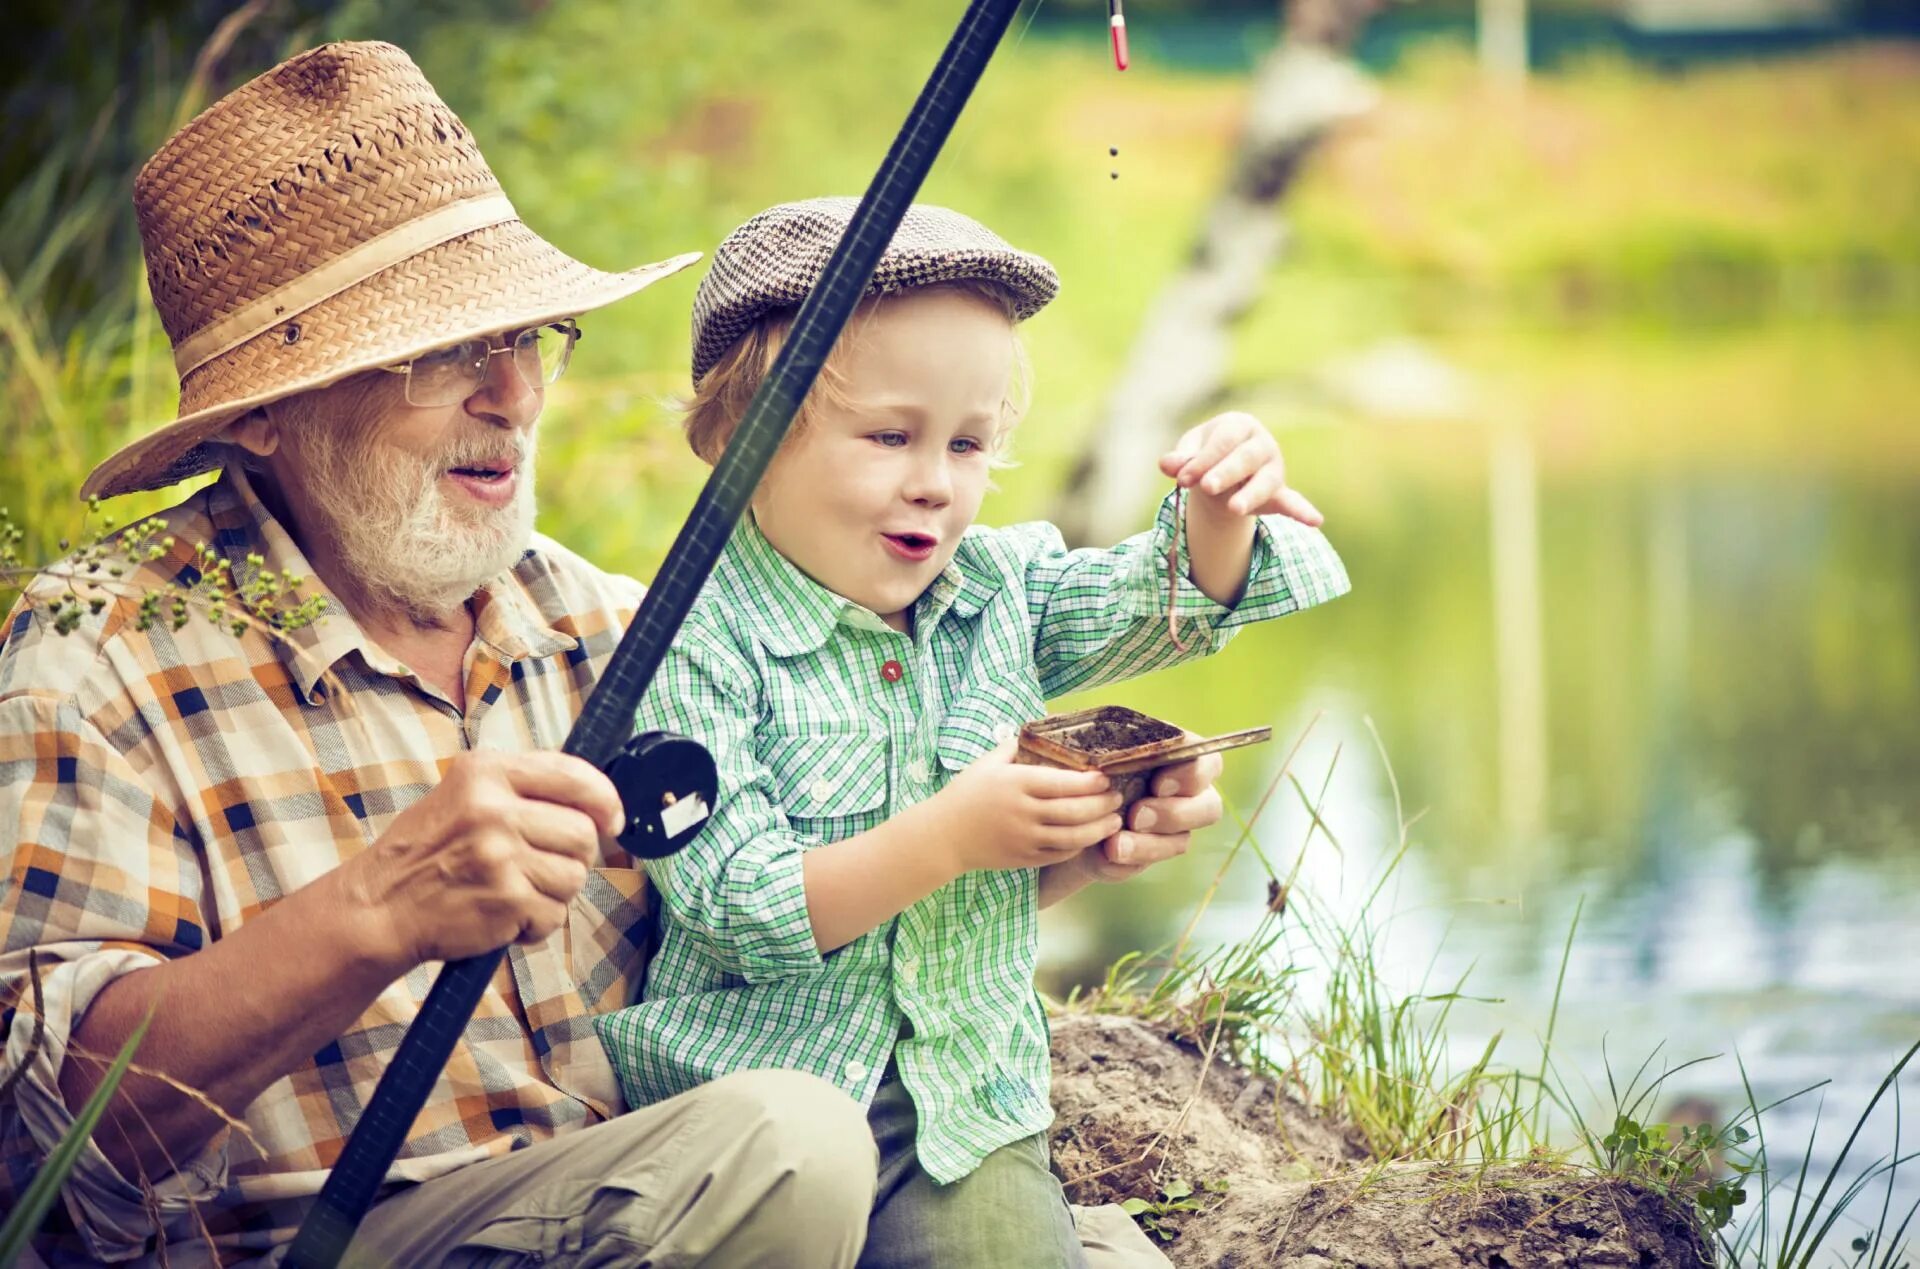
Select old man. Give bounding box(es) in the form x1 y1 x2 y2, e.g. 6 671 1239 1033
0 41 1238 1269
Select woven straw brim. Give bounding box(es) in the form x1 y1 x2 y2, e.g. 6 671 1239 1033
83 222 699 500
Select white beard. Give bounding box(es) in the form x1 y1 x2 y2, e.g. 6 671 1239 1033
292 423 538 624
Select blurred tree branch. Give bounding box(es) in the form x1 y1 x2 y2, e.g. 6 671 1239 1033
1050 0 1382 545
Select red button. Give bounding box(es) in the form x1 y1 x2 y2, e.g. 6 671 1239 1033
880 659 904 683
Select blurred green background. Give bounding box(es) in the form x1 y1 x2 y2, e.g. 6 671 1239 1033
5 0 1919 1246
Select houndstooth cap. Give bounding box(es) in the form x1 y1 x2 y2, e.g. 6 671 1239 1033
691 196 1060 383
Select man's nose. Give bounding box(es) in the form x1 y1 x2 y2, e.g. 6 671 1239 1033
468 348 540 430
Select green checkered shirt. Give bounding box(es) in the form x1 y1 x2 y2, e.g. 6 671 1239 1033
596 492 1348 1182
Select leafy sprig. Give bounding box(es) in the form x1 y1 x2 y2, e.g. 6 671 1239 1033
0 499 328 640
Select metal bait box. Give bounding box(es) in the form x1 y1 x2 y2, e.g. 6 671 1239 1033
1015 705 1272 808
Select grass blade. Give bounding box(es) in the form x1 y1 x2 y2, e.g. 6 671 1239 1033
0 1009 153 1262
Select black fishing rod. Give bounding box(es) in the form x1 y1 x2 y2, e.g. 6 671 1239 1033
284 1 1025 1264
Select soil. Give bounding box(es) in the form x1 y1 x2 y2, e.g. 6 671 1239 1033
1057 711 1183 756
1049 1013 1715 1268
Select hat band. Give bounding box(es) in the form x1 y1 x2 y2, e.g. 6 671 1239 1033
171 193 520 377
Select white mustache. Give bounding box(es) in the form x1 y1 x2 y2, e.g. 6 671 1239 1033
437 435 530 472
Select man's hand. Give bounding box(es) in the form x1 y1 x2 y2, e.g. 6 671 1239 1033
340 750 626 969
1038 750 1224 904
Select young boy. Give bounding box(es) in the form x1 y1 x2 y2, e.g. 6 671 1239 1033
596 198 1349 1267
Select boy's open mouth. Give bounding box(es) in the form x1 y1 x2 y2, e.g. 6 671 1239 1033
881 531 938 561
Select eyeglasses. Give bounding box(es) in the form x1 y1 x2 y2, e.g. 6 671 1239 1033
381 320 581 408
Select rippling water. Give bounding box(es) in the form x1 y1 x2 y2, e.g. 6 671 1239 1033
1032 318 1920 1257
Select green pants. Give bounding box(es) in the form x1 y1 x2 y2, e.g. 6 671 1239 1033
858 1069 1171 1269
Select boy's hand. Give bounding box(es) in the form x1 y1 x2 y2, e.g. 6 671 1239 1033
1160 411 1322 525
933 740 1124 874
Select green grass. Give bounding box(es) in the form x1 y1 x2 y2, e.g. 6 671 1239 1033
0 994 151 1266
1064 718 1919 1263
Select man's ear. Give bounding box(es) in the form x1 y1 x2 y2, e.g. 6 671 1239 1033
224 408 280 459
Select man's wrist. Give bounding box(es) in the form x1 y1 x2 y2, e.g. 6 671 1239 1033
1038 846 1104 908
304 862 418 985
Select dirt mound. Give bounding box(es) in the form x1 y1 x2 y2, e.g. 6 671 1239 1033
1050 1010 1368 1205
1048 1012 1714 1268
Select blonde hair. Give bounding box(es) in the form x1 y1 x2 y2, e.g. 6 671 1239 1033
681 278 1032 467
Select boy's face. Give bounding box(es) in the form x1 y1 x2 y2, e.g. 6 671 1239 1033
752 286 1012 633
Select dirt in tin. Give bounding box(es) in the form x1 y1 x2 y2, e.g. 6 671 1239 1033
1049 1012 1715 1268
1056 712 1183 755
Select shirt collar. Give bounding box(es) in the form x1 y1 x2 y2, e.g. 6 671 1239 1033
216 466 577 705
926 531 1004 623
722 513 1005 657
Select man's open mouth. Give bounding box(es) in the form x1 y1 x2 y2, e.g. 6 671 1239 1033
446 460 514 483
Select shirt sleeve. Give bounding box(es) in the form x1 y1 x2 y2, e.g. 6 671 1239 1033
0 693 228 1262
1021 490 1351 700
633 634 825 986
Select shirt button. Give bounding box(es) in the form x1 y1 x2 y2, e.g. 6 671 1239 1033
907 760 929 783
810 779 834 800
992 722 1017 744
880 659 904 683
898 958 918 984
845 1059 869 1082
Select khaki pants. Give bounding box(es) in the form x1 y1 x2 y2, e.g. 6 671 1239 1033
306 1069 877 1268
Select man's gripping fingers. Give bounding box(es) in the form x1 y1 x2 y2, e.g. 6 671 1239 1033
501 750 626 839
509 799 605 866
1150 749 1224 799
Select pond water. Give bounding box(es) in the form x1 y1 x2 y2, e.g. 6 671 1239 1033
1032 316 1920 1256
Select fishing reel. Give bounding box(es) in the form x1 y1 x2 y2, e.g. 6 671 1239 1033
604 730 719 860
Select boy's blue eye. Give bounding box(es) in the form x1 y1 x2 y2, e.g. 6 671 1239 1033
949 437 985 455
871 431 910 448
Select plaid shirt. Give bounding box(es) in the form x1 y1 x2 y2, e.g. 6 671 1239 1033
0 468 652 1266
595 494 1348 1183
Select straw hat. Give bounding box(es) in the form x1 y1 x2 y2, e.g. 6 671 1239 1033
83 40 700 500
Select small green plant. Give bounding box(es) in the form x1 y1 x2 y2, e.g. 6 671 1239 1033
1598 1109 1755 1231
1118 1176 1229 1243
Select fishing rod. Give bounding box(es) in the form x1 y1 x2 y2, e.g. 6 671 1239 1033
284 1 1025 1264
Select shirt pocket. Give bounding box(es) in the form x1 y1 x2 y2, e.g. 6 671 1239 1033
762 728 891 844
566 865 654 1009
935 672 1049 775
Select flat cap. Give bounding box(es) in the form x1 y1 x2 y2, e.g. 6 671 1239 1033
691 196 1059 383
